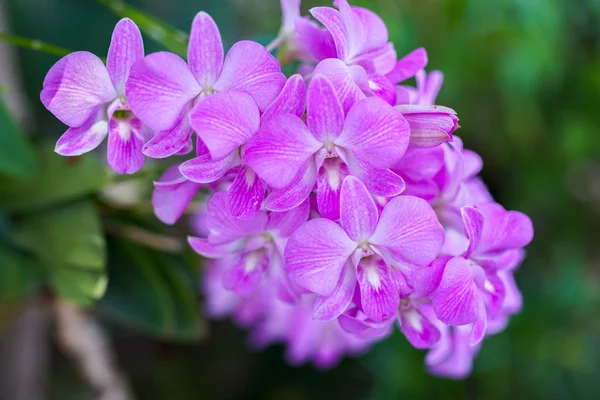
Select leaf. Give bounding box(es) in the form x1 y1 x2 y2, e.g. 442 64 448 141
0 32 72 58
12 201 107 307
97 237 205 341
0 244 42 302
0 98 37 178
0 145 109 213
97 0 189 56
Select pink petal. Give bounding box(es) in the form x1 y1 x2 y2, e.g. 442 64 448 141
316 157 349 220
347 3 389 49
313 261 357 321
107 115 145 174
266 198 310 237
295 17 336 61
41 51 116 127
461 206 484 259
399 306 441 349
262 74 306 121
188 12 223 88
367 73 396 105
370 195 444 269
432 257 486 326
226 165 267 219
205 192 268 245
309 6 349 61
340 176 378 242
213 41 286 111
408 256 449 298
385 48 428 84
142 109 193 158
244 114 321 188
152 166 201 225
179 150 238 184
125 51 200 131
416 70 444 106
307 75 345 142
189 91 260 161
348 159 406 197
107 18 144 94
336 97 409 170
284 218 357 296
265 159 318 212
357 256 398 321
313 58 366 114
188 237 236 258
476 203 534 255
54 107 108 156
222 250 268 296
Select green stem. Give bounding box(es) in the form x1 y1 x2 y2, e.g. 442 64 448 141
0 33 71 58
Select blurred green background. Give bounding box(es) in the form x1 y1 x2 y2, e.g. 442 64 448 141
1 0 600 399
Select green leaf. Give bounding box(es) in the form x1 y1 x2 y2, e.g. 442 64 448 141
98 238 205 341
0 98 37 178
0 32 72 58
0 146 109 213
0 244 42 302
12 201 107 307
97 0 189 56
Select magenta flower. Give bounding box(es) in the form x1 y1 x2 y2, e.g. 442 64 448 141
152 164 202 225
284 176 444 321
126 12 286 158
41 19 149 174
395 104 458 148
245 75 409 218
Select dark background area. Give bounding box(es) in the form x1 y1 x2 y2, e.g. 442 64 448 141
1 0 600 399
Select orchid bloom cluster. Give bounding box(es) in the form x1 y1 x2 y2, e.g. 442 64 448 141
41 0 533 378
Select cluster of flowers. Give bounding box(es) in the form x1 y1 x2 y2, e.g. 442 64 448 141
41 0 533 378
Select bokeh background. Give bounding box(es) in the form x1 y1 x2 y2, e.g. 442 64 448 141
1 0 600 399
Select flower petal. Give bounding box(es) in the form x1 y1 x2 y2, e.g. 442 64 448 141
336 97 409 170
54 107 108 156
295 17 337 61
399 306 441 349
107 18 144 94
307 75 345 142
386 48 428 84
107 115 145 174
41 51 116 127
244 114 321 188
126 51 200 131
309 6 349 60
189 90 260 161
357 256 398 321
142 109 193 158
262 74 306 121
152 165 201 225
188 237 237 258
284 218 356 296
348 158 406 197
476 202 534 255
340 176 378 242
265 159 318 212
461 206 484 259
432 257 486 326
313 261 357 321
222 250 268 296
188 12 224 88
213 41 286 111
179 150 238 184
226 165 267 219
313 58 366 114
370 195 444 268
316 157 349 220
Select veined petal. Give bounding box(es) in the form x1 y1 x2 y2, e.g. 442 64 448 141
313 261 356 321
107 115 145 174
313 58 366 114
367 73 396 105
386 48 428 84
399 305 441 349
432 257 486 326
213 41 286 111
55 107 108 156
347 2 389 49
265 159 318 212
125 51 200 131
142 109 193 158
370 195 444 268
295 17 337 61
336 97 409 170
316 157 349 220
309 6 349 61
476 202 534 255
284 218 357 296
262 74 306 121
307 75 345 142
348 157 406 197
267 199 310 238
190 91 260 161
188 237 238 258
357 256 398 321
244 114 321 189
227 165 267 219
179 150 238 184
205 192 268 244
107 18 144 94
461 206 485 259
188 12 224 88
41 51 116 127
340 176 378 242
152 165 201 225
222 250 268 296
